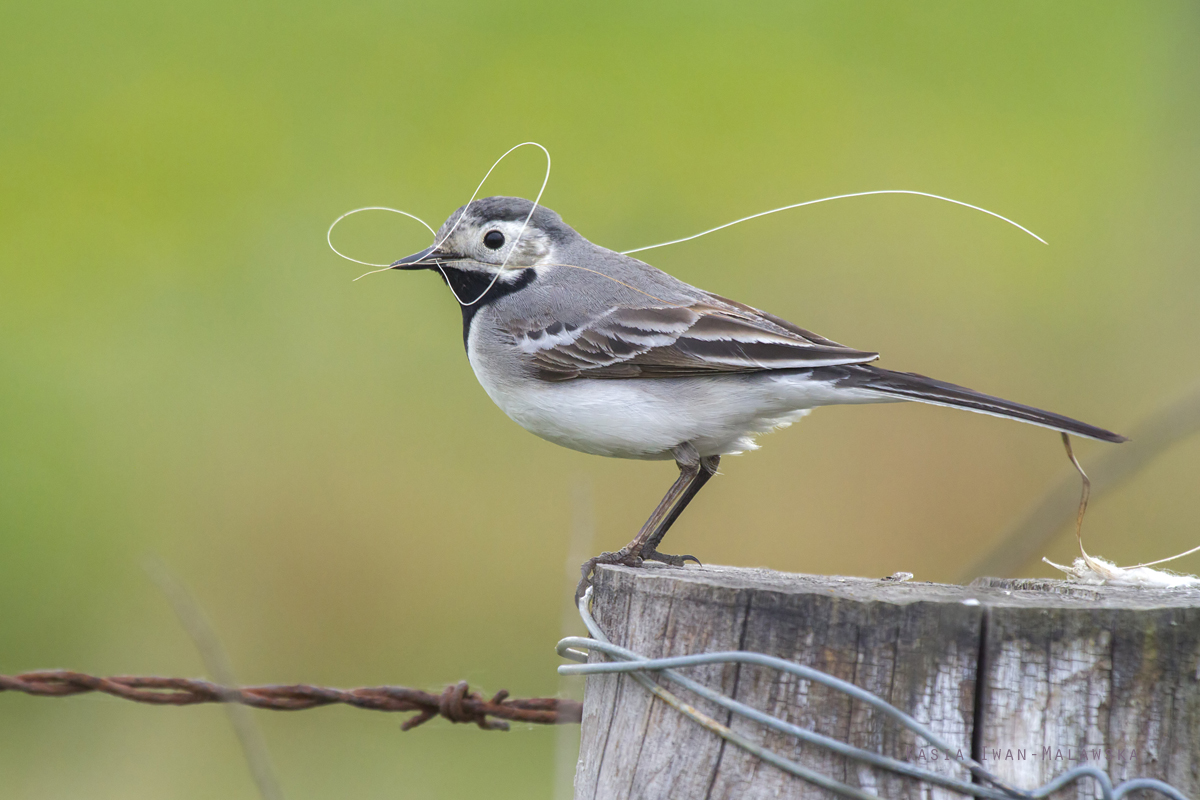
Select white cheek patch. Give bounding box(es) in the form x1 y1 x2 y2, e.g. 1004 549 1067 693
473 221 550 265
512 231 550 261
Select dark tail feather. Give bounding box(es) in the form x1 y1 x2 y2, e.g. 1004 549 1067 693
842 365 1127 443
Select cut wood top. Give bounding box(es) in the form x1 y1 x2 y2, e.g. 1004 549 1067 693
579 562 1200 799
594 563 1200 610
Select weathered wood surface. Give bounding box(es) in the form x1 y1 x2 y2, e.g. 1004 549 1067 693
970 577 1200 797
573 564 1200 800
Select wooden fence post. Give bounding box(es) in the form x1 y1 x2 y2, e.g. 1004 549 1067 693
572 564 1200 800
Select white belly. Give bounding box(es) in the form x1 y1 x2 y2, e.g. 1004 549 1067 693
466 335 880 460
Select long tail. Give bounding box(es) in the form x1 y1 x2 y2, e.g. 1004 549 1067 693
826 364 1127 443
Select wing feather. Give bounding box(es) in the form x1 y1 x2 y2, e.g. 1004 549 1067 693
512 301 877 381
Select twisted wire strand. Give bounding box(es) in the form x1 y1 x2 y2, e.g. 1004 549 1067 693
0 671 581 731
558 589 1191 800
1 603 1193 800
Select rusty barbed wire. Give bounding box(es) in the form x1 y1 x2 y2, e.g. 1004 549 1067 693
0 671 582 732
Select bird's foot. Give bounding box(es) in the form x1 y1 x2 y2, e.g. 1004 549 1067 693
575 547 703 601
576 548 644 602
640 547 701 567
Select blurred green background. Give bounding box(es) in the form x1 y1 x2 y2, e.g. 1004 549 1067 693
2 1 1199 797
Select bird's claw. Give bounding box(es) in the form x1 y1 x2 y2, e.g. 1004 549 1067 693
575 547 702 601
641 548 701 567
576 549 644 601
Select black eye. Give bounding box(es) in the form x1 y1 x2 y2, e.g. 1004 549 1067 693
483 230 505 250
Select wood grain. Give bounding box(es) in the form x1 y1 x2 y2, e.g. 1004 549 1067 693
972 577 1200 799
573 565 1200 800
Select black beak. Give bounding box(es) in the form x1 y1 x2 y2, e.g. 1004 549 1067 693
390 245 440 270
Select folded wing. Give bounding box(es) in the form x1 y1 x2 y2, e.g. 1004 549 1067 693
512 301 878 381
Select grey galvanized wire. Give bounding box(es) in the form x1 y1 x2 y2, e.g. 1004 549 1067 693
557 588 1191 800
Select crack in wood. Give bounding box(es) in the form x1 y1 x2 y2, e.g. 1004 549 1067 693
573 565 1200 800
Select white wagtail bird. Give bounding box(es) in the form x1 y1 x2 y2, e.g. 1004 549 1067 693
389 196 1126 597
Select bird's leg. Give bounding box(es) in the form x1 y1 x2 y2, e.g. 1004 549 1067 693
576 444 716 600
641 454 720 566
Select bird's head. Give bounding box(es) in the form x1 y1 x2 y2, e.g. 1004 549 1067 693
390 197 572 281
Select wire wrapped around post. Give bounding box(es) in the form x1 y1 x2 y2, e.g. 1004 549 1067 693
559 588 1190 800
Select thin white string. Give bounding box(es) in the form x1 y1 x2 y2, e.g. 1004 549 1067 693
1134 543 1200 569
326 144 553 303
326 207 438 269
432 141 552 307
619 190 1047 255
330 174 1043 303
